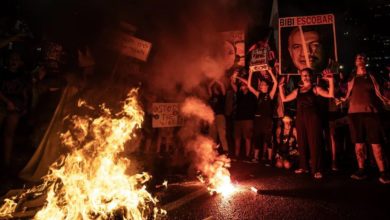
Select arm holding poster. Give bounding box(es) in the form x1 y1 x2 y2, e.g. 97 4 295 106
248 69 259 98
279 77 298 102
268 67 278 100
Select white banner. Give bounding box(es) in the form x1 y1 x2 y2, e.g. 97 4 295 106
152 103 184 128
121 34 152 62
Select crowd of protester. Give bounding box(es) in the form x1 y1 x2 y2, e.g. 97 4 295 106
141 45 390 184
210 51 390 183
1 15 390 186
0 16 94 181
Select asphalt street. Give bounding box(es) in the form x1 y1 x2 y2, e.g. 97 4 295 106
1 153 390 220
155 159 390 220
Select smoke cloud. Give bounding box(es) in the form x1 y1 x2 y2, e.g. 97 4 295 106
181 97 215 124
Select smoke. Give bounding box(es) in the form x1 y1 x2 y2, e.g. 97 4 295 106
178 97 232 192
181 97 215 124
137 0 252 101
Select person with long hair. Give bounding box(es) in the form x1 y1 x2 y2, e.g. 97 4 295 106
279 68 334 179
340 53 390 184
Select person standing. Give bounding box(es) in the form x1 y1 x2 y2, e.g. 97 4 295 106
279 68 334 179
0 51 29 171
341 53 390 184
208 79 229 154
231 69 257 160
247 66 277 163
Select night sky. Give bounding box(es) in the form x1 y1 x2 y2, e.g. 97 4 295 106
1 0 389 77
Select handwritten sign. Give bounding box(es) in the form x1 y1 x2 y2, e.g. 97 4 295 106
121 34 152 61
249 47 268 71
152 103 184 128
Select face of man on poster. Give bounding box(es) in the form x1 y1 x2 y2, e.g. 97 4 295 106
223 40 237 70
288 28 325 72
279 14 337 75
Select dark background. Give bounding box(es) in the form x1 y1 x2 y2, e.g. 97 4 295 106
1 0 389 80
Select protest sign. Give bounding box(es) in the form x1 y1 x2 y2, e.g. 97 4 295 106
221 30 245 69
121 34 152 62
152 103 184 128
249 47 269 72
279 14 337 75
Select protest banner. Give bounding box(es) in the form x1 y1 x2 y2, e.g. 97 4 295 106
249 47 269 72
279 14 337 75
121 34 152 62
152 103 184 128
221 30 245 69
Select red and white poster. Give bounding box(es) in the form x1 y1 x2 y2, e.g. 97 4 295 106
279 14 337 75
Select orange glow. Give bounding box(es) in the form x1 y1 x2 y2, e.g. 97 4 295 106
251 186 258 193
181 98 235 198
194 137 235 198
0 89 165 219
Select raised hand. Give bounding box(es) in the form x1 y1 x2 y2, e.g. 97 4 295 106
278 76 286 87
322 68 334 81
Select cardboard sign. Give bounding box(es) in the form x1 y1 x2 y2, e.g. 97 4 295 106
152 103 184 128
278 14 337 75
249 47 269 71
121 35 152 62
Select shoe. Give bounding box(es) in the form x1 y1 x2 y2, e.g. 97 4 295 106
379 172 390 184
314 172 323 179
331 161 339 171
251 158 259 163
264 160 272 167
351 169 368 180
295 168 309 174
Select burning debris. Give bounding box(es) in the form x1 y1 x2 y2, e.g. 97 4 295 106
180 97 235 197
0 89 165 219
250 186 259 193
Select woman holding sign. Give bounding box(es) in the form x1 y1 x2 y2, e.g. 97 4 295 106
247 66 277 164
279 68 334 179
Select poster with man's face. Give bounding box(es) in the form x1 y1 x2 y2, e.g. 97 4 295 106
279 14 337 75
220 30 245 70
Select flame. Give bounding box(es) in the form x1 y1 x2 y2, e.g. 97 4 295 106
0 89 165 219
250 186 258 193
180 97 235 197
191 137 235 198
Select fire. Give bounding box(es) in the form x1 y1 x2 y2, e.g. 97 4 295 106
250 186 258 193
194 139 235 197
0 89 165 219
181 97 235 197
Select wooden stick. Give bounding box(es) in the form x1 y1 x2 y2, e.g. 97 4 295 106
298 26 311 69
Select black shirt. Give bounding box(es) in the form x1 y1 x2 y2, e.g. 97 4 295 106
255 93 273 118
210 93 225 115
235 90 257 120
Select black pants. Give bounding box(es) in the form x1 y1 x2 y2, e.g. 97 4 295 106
253 116 273 150
296 109 323 173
